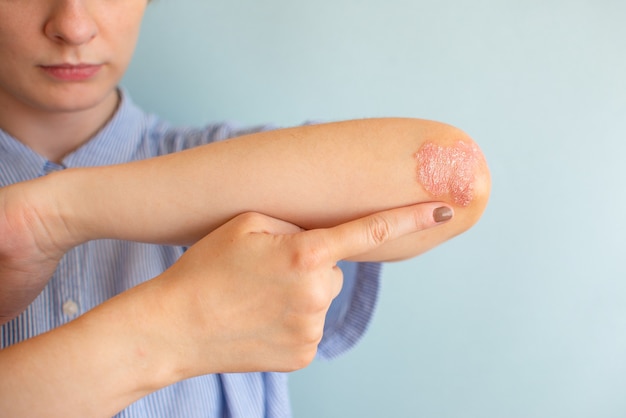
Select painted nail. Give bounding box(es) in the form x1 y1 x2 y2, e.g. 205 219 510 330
433 206 453 223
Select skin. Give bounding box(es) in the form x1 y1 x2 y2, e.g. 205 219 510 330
0 0 145 161
0 118 490 323
0 206 456 417
0 0 491 416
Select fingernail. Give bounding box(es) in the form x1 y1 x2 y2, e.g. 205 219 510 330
433 206 453 223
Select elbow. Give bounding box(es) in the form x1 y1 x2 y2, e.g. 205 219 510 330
339 118 491 263
414 120 491 233
467 144 491 228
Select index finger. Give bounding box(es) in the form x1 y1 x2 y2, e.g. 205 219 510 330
311 202 453 263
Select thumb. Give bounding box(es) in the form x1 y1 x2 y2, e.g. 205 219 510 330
310 202 453 263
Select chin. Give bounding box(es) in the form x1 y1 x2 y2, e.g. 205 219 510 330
38 85 119 114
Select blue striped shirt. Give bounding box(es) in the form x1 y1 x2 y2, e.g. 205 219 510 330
0 90 381 418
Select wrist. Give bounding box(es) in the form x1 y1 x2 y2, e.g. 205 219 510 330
71 278 187 402
38 168 97 248
141 271 237 381
114 277 193 388
0 280 184 417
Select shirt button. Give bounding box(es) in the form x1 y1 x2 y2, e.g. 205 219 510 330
62 299 79 317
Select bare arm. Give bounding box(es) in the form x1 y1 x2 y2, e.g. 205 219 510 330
0 117 490 416
46 117 491 259
0 204 453 418
0 117 489 322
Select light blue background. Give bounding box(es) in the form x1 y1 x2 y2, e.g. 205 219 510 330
123 1 626 417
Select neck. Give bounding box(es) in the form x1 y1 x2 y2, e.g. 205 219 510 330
0 90 120 164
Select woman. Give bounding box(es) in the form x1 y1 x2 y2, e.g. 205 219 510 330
0 1 490 416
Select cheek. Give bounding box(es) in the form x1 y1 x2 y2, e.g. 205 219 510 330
415 140 483 207
100 6 145 53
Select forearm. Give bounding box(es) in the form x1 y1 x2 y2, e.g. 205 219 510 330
0 198 455 415
49 118 491 259
0 279 180 418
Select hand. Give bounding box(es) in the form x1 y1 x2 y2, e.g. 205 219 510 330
0 180 76 324
0 201 452 418
155 202 453 377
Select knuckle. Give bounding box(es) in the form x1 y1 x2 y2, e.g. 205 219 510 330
291 348 318 370
292 273 336 314
331 267 344 299
285 309 326 345
366 215 393 246
302 288 330 314
291 333 322 370
276 320 323 372
289 241 329 272
234 211 263 226
228 212 265 235
298 324 324 346
310 293 329 313
281 348 318 372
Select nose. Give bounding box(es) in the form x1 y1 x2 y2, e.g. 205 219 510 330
44 0 98 46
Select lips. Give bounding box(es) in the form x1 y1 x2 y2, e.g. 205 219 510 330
40 63 102 81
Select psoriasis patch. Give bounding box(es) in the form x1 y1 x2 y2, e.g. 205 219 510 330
415 140 481 207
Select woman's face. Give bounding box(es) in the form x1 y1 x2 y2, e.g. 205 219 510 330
0 0 148 114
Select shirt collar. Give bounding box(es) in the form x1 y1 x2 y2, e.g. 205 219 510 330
0 122 47 181
0 88 147 178
62 88 146 167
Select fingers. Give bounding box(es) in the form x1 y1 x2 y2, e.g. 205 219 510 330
308 202 454 263
219 202 452 268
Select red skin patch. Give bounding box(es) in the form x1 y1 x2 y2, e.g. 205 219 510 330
416 140 481 207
